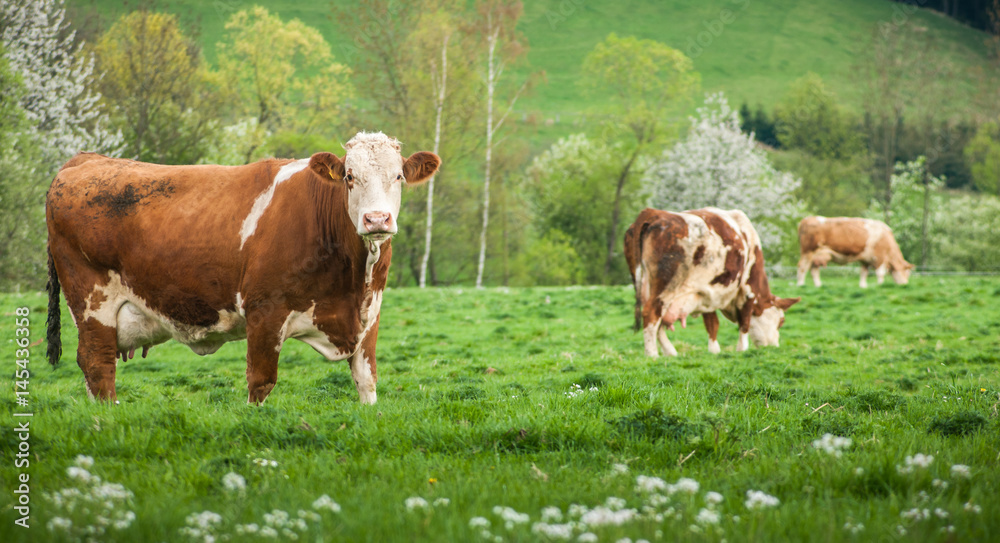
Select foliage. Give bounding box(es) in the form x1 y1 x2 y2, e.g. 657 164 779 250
0 0 123 166
94 10 226 164
216 6 353 161
867 156 944 264
580 33 700 278
519 133 640 284
964 121 1000 195
770 149 871 218
509 230 585 286
739 102 780 148
930 192 1000 271
644 93 804 258
3 275 1000 542
773 73 860 160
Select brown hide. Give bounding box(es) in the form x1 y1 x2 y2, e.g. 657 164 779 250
46 147 414 403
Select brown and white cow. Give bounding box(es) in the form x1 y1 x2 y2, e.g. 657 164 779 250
796 216 913 288
624 207 799 357
45 132 439 405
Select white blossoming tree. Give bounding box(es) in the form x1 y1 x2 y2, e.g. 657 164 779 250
0 0 123 165
643 93 804 254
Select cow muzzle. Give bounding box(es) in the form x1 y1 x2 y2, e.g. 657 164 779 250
362 212 395 239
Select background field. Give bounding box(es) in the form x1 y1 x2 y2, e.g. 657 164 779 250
2 275 999 542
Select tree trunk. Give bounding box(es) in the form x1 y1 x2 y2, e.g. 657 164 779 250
420 34 450 288
476 29 498 289
604 147 640 280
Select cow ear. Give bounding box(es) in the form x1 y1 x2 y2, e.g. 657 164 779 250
775 297 800 310
402 152 441 185
309 152 345 182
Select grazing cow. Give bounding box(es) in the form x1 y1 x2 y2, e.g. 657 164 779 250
45 132 440 405
624 207 799 357
796 216 913 288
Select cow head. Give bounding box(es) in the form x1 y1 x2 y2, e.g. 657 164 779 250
309 132 440 242
748 297 800 347
890 261 914 285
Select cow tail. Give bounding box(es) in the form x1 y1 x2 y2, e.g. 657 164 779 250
632 223 650 333
46 247 62 366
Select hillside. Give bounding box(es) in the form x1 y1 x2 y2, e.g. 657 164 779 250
69 0 994 121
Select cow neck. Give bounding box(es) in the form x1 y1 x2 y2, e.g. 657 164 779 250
306 174 377 288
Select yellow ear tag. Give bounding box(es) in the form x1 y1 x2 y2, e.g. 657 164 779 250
329 169 335 180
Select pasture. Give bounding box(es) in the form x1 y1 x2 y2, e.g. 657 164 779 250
2 275 999 542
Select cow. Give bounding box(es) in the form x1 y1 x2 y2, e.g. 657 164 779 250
624 207 799 357
45 132 440 405
796 216 913 288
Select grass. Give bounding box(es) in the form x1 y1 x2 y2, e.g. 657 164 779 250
2 275 999 541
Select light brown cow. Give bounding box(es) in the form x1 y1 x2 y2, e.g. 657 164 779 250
624 207 799 357
45 132 440 404
796 216 913 288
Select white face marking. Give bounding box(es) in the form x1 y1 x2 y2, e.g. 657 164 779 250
749 306 783 347
351 347 377 405
240 159 310 249
82 270 247 356
278 303 350 360
342 132 405 237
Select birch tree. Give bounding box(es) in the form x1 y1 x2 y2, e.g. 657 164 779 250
474 0 531 288
419 31 450 287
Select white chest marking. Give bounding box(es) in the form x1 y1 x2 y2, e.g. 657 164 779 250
240 159 309 249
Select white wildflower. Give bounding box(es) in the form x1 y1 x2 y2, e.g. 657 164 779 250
635 475 667 493
669 478 699 495
696 508 720 525
74 455 94 469
532 522 574 540
541 507 563 522
259 526 278 538
811 434 852 457
744 490 780 510
932 479 948 490
843 522 864 534
605 496 626 511
579 506 637 527
853 467 864 476
405 497 430 511
222 472 246 492
950 464 971 479
900 508 930 521
612 463 629 475
934 508 949 519
433 498 450 507
616 538 633 543
47 517 72 531
493 506 530 529
578 533 598 543
964 502 982 514
704 491 724 505
66 466 93 483
469 517 490 528
905 453 933 469
312 495 341 513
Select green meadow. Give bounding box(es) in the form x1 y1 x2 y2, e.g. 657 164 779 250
2 275 998 542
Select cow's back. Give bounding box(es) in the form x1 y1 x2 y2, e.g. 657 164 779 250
799 216 870 257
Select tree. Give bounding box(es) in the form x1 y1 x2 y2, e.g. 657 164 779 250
0 0 123 166
474 0 533 288
857 22 950 221
867 157 943 267
964 121 1000 195
519 133 633 283
217 6 352 162
581 33 699 280
94 10 225 164
931 193 1000 271
773 73 860 160
643 93 803 256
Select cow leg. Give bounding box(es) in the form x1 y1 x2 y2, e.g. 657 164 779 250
703 312 721 354
736 331 750 352
875 264 887 285
246 321 283 405
859 264 869 288
642 322 661 357
736 303 751 352
77 319 119 401
796 256 810 287
656 327 678 357
810 267 822 287
350 316 380 405
640 298 663 357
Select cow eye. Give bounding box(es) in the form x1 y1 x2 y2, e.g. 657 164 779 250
396 174 403 181
345 173 353 182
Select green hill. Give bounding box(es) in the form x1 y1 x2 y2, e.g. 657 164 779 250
69 0 993 120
